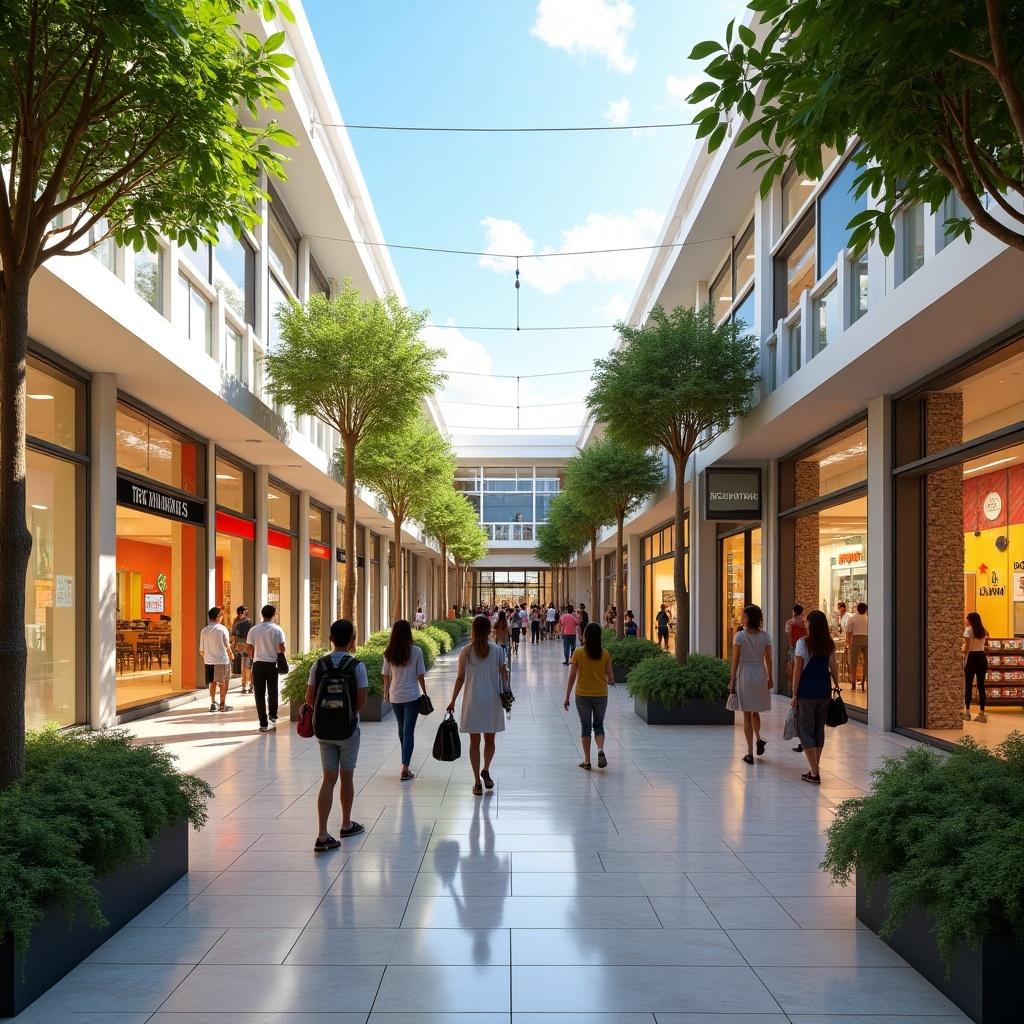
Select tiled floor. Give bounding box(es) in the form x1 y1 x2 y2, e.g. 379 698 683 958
18 637 969 1022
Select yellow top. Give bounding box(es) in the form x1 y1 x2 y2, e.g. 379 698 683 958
571 646 611 697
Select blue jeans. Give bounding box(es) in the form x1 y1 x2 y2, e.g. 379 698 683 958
392 699 419 766
562 635 577 662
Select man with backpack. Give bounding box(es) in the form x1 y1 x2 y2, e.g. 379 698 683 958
304 618 368 850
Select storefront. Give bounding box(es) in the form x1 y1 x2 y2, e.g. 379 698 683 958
267 479 297 647
640 520 687 642
894 334 1024 745
718 526 763 657
25 355 88 729
470 569 552 609
214 455 255 628
369 533 381 632
308 503 331 649
114 403 206 712
778 421 868 711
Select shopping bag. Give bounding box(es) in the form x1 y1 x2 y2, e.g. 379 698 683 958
418 693 435 716
432 713 462 761
296 703 314 738
726 692 739 712
783 706 799 741
827 684 849 728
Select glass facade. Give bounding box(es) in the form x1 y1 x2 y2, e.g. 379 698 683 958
267 480 297 646
903 205 926 281
134 248 164 313
471 569 552 609
214 224 254 324
309 504 331 649
817 156 862 272
641 520 688 643
457 466 562 541
215 457 255 639
720 527 763 658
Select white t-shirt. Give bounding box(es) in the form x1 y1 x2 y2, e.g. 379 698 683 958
846 613 868 637
248 620 286 663
838 611 851 633
414 610 426 627
383 645 427 704
545 607 557 623
963 628 987 653
199 622 232 665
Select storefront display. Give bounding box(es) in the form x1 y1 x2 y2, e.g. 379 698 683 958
214 457 254 632
719 526 762 657
641 520 687 643
267 480 297 645
309 503 331 649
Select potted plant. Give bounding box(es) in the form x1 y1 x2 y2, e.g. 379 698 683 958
281 648 327 722
605 637 663 684
627 653 733 725
282 645 391 722
822 734 1024 1023
0 727 210 1016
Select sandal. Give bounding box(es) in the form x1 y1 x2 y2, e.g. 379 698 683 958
481 769 494 790
801 772 821 784
578 761 592 771
339 821 365 837
400 770 415 781
472 783 483 796
597 751 607 768
742 754 754 765
756 738 766 756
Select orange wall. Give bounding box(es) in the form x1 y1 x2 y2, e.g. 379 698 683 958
117 538 172 619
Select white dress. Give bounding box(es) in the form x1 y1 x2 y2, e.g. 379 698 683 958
734 628 773 712
458 641 507 734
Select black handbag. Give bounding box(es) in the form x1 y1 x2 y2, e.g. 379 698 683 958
826 682 848 728
432 713 461 761
418 693 435 716
276 651 289 675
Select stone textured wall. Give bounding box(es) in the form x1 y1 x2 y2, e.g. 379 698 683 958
925 393 965 730
794 462 820 614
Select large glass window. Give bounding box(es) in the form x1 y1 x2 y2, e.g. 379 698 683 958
267 273 288 353
903 205 926 281
482 491 532 523
719 527 762 658
213 225 253 323
267 480 295 530
176 272 212 354
88 219 115 272
734 221 755 300
733 287 755 337
309 505 330 649
27 360 83 452
268 207 298 291
817 156 862 272
708 258 732 322
776 215 816 323
267 539 294 650
813 282 840 355
786 422 868 503
641 520 688 642
117 405 202 494
134 248 164 314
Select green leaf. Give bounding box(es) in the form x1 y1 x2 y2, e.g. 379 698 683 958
688 80 719 103
688 39 724 60
738 24 756 46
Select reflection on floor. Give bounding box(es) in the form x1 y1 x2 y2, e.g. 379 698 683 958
844 683 869 711
20 641 968 1021
917 705 1024 750
116 668 193 713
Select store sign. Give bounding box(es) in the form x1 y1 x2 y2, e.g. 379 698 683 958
704 468 762 521
309 542 331 560
336 548 347 564
983 491 1003 521
117 475 205 526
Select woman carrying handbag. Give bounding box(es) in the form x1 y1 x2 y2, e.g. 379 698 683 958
790 609 840 784
382 619 428 782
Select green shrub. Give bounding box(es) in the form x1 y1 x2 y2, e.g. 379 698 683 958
431 620 462 646
365 628 391 647
281 647 327 704
626 654 730 706
601 627 617 645
412 630 440 671
822 732 1024 969
420 623 452 653
0 727 211 952
357 646 385 696
455 617 473 637
605 637 664 674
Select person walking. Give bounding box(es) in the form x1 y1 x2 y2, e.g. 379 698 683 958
446 615 508 796
963 611 989 723
304 618 368 848
728 604 773 765
530 604 542 644
494 610 511 664
247 604 286 733
413 605 427 629
559 603 579 664
200 607 233 713
230 604 253 694
656 604 672 650
382 619 428 781
545 602 557 639
846 602 868 691
563 622 615 771
577 602 590 638
790 609 838 784
624 610 639 638
604 606 616 629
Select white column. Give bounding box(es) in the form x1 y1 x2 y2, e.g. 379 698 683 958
297 238 311 302
89 373 118 728
205 441 217 608
298 490 311 653
867 395 892 732
360 524 372 634
255 466 269 608
691 470 719 656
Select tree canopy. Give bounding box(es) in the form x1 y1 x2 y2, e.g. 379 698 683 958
421 487 480 615
688 0 1024 253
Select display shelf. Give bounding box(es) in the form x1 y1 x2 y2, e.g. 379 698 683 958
976 637 1024 705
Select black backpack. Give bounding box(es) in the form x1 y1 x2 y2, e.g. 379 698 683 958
311 653 360 741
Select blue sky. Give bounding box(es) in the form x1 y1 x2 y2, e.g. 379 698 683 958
303 0 744 434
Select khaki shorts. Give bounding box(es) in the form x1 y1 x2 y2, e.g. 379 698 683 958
205 663 230 684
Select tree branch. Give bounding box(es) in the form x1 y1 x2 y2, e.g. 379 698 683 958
953 91 1024 224
985 0 1024 150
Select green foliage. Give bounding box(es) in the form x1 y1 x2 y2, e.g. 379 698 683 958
422 489 479 553
419 624 453 653
280 647 327 704
566 438 663 526
358 647 385 697
0 727 211 951
822 733 1024 967
628 654 731 706
687 0 1024 254
605 638 665 673
0 0 295 272
455 618 474 637
588 304 760 463
449 527 488 569
412 630 440 671
601 628 618 645
535 519 575 570
365 629 392 648
431 620 463 646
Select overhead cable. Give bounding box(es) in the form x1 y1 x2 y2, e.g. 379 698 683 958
316 120 693 134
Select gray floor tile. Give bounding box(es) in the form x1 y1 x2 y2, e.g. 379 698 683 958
511 927 743 966
330 870 419 896
777 894 859 928
150 1016 365 1024
202 870 334 895
401 896 662 929
166 894 322 929
307 896 410 928
512 1016 656 1024
647 897 721 929
705 897 800 930
86 926 225 964
414 872 514 896
201 928 302 964
634 873 698 898
511 872 645 896
21 963 194 1013
373 965 511 1011
729 928 906 966
510 851 605 872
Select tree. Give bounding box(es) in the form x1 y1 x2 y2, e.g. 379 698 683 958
545 488 606 623
688 0 1024 254
562 453 617 628
588 304 760 661
449 524 488 614
422 487 479 618
265 285 445 626
535 519 575 610
0 0 294 786
564 438 662 640
353 414 455 622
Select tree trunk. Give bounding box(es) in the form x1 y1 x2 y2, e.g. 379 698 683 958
673 451 689 664
392 516 403 623
615 513 625 639
0 267 34 787
440 542 449 619
341 433 357 624
590 530 599 628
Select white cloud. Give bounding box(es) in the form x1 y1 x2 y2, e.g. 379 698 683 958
478 209 662 296
598 293 631 323
530 0 637 73
664 72 702 112
603 97 631 125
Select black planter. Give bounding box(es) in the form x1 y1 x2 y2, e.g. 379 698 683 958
633 695 734 725
359 692 392 722
612 663 629 685
0 820 188 1018
857 873 1024 1023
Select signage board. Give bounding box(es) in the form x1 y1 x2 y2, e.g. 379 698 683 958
704 467 762 521
116 475 206 526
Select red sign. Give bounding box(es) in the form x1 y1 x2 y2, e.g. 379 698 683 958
268 528 292 550
215 510 255 541
309 541 331 560
837 550 863 565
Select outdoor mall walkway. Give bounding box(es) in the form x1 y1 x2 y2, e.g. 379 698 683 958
19 636 968 1022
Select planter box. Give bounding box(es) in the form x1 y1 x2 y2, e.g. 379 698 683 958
633 695 734 725
291 695 392 723
0 820 188 1018
612 664 629 685
857 873 1024 1023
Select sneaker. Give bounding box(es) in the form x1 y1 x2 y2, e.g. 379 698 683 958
267 719 276 730
210 702 218 712
963 710 972 721
974 712 988 723
314 834 341 852
269 716 278 724
259 724 269 733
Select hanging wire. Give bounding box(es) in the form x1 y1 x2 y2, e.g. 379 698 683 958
314 119 694 134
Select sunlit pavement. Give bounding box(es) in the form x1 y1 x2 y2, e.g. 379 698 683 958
19 638 967 1022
